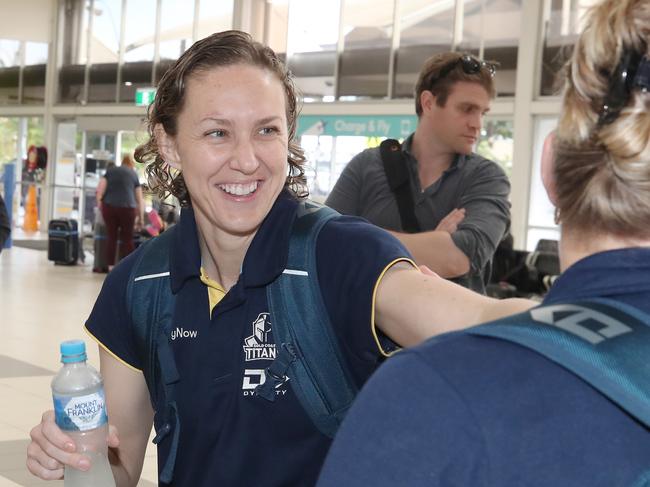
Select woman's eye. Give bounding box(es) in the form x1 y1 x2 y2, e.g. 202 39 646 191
207 129 226 138
259 127 279 135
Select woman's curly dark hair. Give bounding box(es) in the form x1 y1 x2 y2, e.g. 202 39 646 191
134 30 308 207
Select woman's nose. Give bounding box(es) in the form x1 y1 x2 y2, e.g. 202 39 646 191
229 138 260 174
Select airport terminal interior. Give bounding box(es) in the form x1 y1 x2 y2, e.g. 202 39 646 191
1 0 595 484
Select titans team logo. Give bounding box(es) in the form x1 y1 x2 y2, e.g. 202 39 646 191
242 313 277 362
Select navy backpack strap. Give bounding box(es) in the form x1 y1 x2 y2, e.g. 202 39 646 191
467 298 650 427
379 139 420 233
256 200 358 438
126 225 180 483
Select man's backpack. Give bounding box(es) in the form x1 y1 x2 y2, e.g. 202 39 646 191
379 139 421 233
466 298 650 428
126 201 357 483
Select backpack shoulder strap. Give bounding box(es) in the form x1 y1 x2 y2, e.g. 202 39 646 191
467 298 650 427
379 138 420 233
256 200 358 438
126 225 180 483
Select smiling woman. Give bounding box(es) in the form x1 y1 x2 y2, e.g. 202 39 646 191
26 30 534 487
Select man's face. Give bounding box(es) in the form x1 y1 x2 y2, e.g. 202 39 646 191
426 81 491 155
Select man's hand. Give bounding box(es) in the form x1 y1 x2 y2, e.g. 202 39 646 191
435 208 465 234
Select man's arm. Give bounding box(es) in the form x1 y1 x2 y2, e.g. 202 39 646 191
375 264 533 348
390 161 510 279
388 229 469 278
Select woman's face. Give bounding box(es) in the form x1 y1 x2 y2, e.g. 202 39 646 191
160 64 290 238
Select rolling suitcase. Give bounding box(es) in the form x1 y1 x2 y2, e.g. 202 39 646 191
48 219 79 265
93 219 109 273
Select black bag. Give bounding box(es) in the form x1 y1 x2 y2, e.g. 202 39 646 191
48 219 79 265
379 139 421 233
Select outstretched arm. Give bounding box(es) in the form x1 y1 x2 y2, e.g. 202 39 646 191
375 264 533 348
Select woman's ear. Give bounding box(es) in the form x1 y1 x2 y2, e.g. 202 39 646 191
154 124 182 170
541 131 558 206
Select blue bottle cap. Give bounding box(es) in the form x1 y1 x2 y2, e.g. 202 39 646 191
60 340 87 363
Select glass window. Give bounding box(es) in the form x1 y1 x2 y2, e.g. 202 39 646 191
59 1 92 103
120 0 157 102
124 0 156 63
338 0 394 99
24 42 48 104
88 0 122 103
0 39 21 104
197 0 234 41
394 0 455 98
460 0 521 96
266 0 289 56
476 119 514 178
0 117 18 166
159 0 193 61
540 0 599 96
286 0 340 100
527 117 558 250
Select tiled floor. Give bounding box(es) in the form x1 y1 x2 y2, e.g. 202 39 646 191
0 246 157 486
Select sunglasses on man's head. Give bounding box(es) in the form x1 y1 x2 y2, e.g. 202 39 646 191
428 55 497 90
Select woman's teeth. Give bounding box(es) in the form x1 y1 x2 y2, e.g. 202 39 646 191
218 181 258 196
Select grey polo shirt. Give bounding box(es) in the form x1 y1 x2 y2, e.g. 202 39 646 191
325 135 511 293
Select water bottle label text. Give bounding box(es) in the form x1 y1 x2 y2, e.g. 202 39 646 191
53 390 108 432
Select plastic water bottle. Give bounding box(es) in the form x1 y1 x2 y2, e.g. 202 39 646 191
51 340 116 487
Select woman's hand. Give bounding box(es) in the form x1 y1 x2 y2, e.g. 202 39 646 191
26 410 119 480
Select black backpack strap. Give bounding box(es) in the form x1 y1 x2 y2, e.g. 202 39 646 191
379 139 421 233
126 225 180 483
466 298 650 427
256 201 359 438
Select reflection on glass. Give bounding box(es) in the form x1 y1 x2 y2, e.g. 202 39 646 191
266 0 289 55
124 0 156 63
527 117 558 249
159 0 193 61
540 0 598 96
197 0 234 41
476 119 513 177
395 0 454 98
0 40 21 104
338 0 394 99
88 0 122 102
286 0 340 99
460 0 521 96
22 43 50 104
59 1 92 102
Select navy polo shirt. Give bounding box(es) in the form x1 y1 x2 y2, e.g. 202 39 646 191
317 247 650 487
85 191 412 486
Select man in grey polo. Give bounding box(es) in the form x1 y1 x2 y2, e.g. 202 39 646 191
326 52 510 294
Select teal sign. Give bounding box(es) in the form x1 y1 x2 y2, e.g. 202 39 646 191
297 115 417 139
135 87 156 106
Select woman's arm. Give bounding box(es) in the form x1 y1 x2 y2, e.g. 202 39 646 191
375 264 534 347
100 347 154 486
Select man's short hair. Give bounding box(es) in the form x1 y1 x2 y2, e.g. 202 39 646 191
414 52 497 117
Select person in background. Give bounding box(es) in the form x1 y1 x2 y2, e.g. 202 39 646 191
316 0 650 485
0 192 10 253
26 31 533 486
96 154 145 270
326 51 510 294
